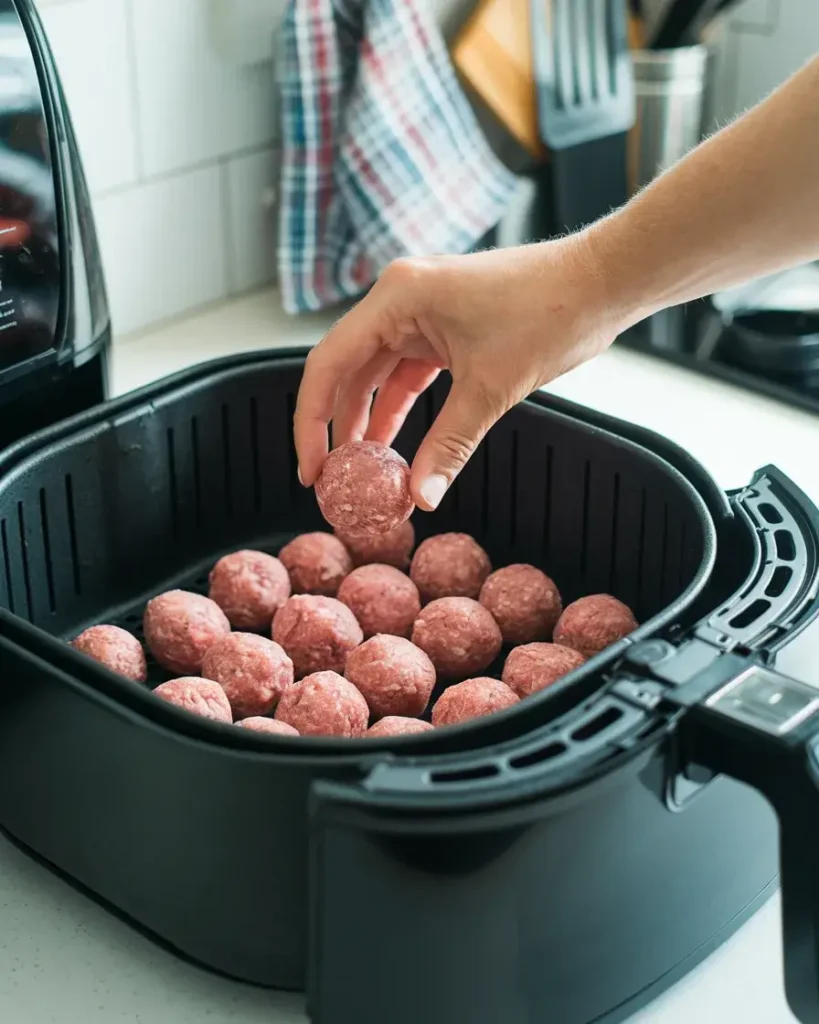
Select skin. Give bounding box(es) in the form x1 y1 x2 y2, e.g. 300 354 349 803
295 56 819 511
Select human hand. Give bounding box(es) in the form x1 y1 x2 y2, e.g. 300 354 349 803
294 235 622 511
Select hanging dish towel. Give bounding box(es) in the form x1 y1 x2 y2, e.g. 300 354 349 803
276 0 518 313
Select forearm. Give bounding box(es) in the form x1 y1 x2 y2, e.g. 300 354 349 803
588 54 819 329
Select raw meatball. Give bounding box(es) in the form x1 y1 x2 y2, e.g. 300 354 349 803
201 632 293 719
502 642 586 698
274 670 369 737
279 532 352 596
143 590 231 675
337 564 421 639
411 597 502 679
335 520 415 570
208 549 291 630
315 441 414 535
71 625 147 683
153 677 232 724
345 634 436 718
410 533 492 602
235 717 299 736
479 564 562 644
432 677 519 727
272 594 363 678
553 594 638 659
366 717 435 738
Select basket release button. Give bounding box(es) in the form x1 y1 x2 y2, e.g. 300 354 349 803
706 665 819 736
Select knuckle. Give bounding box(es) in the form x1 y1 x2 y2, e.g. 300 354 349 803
435 430 476 467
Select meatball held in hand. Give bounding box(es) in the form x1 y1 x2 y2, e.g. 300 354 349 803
315 441 414 535
144 590 231 676
153 677 233 724
410 533 492 603
208 549 290 630
335 520 415 570
273 594 363 678
337 564 421 639
275 671 369 737
345 634 436 719
479 564 562 644
201 633 293 720
502 642 586 698
71 625 147 683
412 597 502 679
553 594 638 659
432 677 519 728
279 532 352 597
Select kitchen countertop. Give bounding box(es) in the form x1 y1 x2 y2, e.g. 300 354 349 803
3 287 819 1024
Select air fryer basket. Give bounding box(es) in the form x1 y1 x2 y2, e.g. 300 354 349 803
2 349 819 1024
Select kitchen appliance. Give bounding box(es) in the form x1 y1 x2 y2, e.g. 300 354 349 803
2 347 819 1024
0 0 110 450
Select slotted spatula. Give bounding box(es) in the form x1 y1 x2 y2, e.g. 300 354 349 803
531 0 635 151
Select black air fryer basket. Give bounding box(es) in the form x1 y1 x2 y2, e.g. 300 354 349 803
2 349 819 1024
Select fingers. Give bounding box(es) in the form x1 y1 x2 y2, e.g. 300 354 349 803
332 349 400 450
365 359 442 447
411 379 502 511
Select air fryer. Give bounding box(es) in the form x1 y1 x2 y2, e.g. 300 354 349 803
0 0 110 450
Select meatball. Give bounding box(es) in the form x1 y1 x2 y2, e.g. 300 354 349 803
335 520 415 570
235 717 299 736
345 634 436 718
153 677 232 724
201 632 293 719
208 549 291 630
366 716 435 738
274 670 369 737
502 643 586 698
272 594 363 678
411 597 502 679
479 564 562 644
315 441 414 535
71 625 147 683
410 533 492 602
337 564 421 639
143 590 231 675
553 594 638 659
432 677 519 728
278 532 352 596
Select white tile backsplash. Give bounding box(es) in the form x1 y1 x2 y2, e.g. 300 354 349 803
223 147 278 295
94 165 227 335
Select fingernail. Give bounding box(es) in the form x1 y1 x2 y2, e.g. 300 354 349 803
419 474 448 510
297 465 305 487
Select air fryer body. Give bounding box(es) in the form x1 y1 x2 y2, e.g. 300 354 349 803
0 0 109 448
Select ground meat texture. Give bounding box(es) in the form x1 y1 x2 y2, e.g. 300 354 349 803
272 594 363 678
143 590 231 675
432 677 519 727
71 625 147 683
274 670 369 737
208 550 291 630
502 643 586 698
315 441 414 535
153 677 232 723
366 716 435 738
553 594 638 659
335 520 415 570
336 564 421 639
411 597 502 679
278 532 352 596
410 533 492 602
201 633 294 719
235 717 299 736
345 634 436 718
479 564 562 645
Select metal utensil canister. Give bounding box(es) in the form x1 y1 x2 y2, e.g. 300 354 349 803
629 45 707 193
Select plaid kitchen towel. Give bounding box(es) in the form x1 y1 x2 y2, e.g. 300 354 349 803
276 0 518 313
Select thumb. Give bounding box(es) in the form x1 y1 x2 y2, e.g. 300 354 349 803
411 380 501 511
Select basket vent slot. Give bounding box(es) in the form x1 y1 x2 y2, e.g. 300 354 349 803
1 518 13 612
39 488 56 614
571 705 623 742
759 502 783 524
541 444 553 559
765 566 792 598
190 417 203 529
510 740 567 770
16 502 33 622
509 429 519 547
249 397 262 513
729 598 771 629
635 487 647 611
775 530 795 562
431 762 499 784
221 404 233 519
608 471 620 592
64 474 81 595
580 459 591 578
166 427 179 540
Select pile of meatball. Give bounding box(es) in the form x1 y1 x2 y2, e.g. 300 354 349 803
69 441 638 740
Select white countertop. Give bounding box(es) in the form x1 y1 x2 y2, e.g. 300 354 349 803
4 287 819 1024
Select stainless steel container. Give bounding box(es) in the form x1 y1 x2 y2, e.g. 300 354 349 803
629 46 707 192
